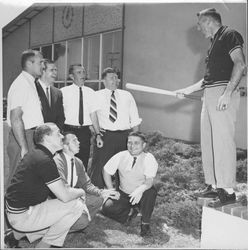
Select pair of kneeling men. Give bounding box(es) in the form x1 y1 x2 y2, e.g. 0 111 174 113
5 123 158 248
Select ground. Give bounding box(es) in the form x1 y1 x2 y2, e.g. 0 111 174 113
18 212 200 248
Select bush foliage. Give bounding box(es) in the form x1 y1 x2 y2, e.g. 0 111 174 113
146 131 247 238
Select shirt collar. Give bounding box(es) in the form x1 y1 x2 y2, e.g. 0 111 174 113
213 25 227 41
39 79 50 89
128 151 144 159
63 152 74 162
36 144 54 159
22 70 35 83
72 83 84 88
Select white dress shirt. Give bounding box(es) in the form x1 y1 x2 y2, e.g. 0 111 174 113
63 152 78 187
96 88 142 131
104 150 158 194
61 83 99 126
7 71 44 129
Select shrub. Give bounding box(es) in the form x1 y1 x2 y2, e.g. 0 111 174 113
236 159 247 183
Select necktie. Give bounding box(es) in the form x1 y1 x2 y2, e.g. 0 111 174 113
109 91 117 122
132 157 137 168
70 158 74 187
79 87 84 125
46 87 50 106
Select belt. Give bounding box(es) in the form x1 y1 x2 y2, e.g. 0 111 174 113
105 129 130 133
64 124 89 129
29 127 37 130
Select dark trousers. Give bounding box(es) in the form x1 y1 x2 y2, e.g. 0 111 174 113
88 130 130 189
64 125 91 170
102 187 157 224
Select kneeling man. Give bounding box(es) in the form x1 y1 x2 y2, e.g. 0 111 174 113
102 131 158 237
5 123 87 248
54 131 119 231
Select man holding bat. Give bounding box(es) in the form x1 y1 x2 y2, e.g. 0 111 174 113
174 8 246 206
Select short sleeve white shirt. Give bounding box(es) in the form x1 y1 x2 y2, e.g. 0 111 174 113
104 150 158 194
7 71 44 129
61 84 99 126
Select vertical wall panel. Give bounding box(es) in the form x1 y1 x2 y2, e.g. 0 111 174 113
84 4 122 35
30 7 53 47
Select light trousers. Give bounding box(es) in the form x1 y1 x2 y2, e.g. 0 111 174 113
7 198 85 247
201 86 240 188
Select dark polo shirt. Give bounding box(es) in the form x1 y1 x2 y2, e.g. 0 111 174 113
202 26 244 88
5 144 61 212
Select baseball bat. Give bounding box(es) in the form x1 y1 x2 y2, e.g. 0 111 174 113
126 83 202 101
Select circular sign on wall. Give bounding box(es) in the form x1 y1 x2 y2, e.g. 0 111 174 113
62 6 74 29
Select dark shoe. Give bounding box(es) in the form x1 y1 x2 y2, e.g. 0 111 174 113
4 230 20 248
194 185 218 198
208 189 236 207
217 188 236 204
140 224 153 237
50 245 62 248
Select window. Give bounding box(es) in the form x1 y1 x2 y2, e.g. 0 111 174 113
102 30 122 79
67 38 82 80
33 29 122 90
42 45 52 60
84 35 100 81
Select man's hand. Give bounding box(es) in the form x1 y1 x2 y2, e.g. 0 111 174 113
96 135 104 148
129 189 143 205
20 147 28 159
216 92 231 111
101 189 120 202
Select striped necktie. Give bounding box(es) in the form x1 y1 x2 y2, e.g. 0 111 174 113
109 91 117 122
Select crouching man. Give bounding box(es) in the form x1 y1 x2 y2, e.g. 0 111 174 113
54 131 120 231
5 123 88 248
102 131 158 237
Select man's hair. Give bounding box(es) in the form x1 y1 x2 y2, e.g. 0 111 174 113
101 67 116 79
42 59 56 71
34 123 56 145
128 131 147 143
197 8 222 24
21 49 42 70
68 63 83 75
62 131 76 145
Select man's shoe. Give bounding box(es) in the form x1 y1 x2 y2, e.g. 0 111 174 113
217 188 236 204
140 224 153 237
50 245 62 248
4 230 20 248
194 185 218 198
208 189 236 207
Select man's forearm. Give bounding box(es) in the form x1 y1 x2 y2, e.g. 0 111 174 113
11 117 28 151
90 112 101 134
225 62 246 95
103 171 114 189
